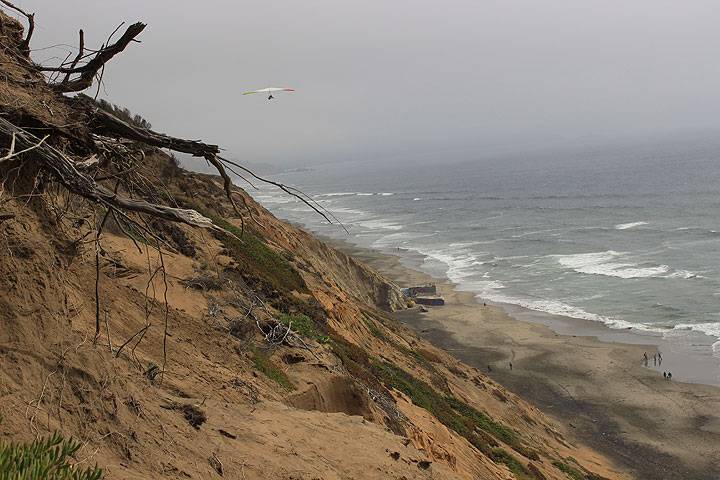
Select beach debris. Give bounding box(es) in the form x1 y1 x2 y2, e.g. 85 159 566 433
243 87 296 100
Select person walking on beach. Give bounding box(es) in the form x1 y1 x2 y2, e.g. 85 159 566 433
668 372 672 380
653 354 657 366
658 352 662 365
663 372 667 379
643 352 648 366
487 365 492 373
509 362 513 371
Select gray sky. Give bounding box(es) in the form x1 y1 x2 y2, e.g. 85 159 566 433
23 0 720 167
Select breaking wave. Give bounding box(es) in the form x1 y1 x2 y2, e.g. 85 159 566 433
554 251 698 279
615 221 648 230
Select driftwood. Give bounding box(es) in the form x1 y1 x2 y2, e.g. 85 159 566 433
0 117 223 231
40 22 146 93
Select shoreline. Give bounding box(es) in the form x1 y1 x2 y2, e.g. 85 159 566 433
325 237 720 479
371 244 720 387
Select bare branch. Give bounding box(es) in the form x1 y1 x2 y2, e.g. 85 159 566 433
63 29 84 84
87 106 241 214
0 133 49 162
42 22 146 93
0 118 225 231
218 156 348 233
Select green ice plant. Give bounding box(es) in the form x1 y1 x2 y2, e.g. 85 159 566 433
0 430 103 480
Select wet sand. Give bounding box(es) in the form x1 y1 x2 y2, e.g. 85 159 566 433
333 241 720 480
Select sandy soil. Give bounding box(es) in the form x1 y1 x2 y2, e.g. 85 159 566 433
334 242 720 480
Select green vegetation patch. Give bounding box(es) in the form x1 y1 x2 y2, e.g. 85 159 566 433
279 313 328 343
0 432 103 480
251 347 294 390
445 396 518 446
176 198 307 292
329 334 382 390
552 460 585 480
491 448 533 479
372 361 522 458
394 343 429 366
208 214 306 293
364 318 387 340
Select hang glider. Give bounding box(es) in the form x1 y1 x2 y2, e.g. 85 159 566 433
243 87 296 100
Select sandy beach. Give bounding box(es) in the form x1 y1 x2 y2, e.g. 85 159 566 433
331 240 720 480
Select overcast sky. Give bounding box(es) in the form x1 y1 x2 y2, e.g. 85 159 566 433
21 0 720 167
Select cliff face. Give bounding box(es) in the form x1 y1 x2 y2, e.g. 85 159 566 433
0 13 625 480
0 159 625 480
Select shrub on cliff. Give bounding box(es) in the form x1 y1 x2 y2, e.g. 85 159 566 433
0 431 103 480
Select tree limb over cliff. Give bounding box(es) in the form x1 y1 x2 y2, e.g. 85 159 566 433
0 117 224 231
38 22 146 93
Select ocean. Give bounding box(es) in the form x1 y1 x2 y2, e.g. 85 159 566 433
252 136 720 360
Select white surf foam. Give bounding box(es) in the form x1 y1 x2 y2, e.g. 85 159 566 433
667 270 703 279
478 291 670 333
673 322 720 355
615 221 648 230
314 192 357 198
674 322 720 338
553 251 688 279
406 245 490 285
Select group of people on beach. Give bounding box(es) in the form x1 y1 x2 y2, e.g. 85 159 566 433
644 351 673 380
643 351 662 366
